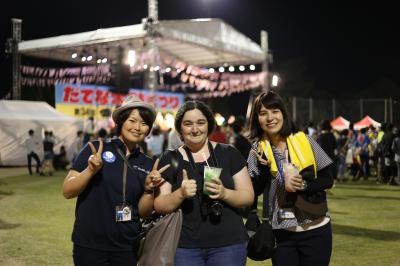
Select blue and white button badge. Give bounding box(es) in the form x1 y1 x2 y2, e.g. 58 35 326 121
102 151 116 163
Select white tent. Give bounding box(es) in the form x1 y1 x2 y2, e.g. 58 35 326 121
353 115 381 130
18 18 266 67
0 100 81 166
330 116 350 131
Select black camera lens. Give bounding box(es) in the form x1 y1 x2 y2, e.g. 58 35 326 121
208 201 223 216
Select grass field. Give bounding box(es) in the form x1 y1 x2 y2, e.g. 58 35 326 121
0 172 399 266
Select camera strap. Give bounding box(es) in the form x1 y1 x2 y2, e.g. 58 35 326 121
183 141 220 217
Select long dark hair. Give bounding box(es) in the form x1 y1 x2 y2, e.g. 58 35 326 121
248 90 297 141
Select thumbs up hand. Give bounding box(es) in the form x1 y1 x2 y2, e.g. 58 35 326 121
180 169 197 199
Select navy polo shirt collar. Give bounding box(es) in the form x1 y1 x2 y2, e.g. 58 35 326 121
110 137 141 158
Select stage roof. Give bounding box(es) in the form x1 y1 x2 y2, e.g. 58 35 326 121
18 18 266 67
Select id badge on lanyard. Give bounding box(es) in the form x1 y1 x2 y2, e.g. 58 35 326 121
273 147 296 221
115 159 132 222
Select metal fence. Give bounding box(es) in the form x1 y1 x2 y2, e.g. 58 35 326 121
288 97 399 127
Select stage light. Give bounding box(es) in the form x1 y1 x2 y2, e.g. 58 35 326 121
154 66 160 71
71 53 78 59
218 66 225 73
87 55 93 61
143 64 148 69
272 74 279 87
165 67 171 73
228 66 234 72
249 65 256 71
97 59 102 64
81 57 87 62
128 50 136 67
214 113 225 126
101 58 108 63
239 65 245 71
209 68 215 73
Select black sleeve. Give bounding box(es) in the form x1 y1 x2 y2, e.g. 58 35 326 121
71 142 94 172
227 145 247 176
158 149 179 186
302 165 334 193
247 142 271 196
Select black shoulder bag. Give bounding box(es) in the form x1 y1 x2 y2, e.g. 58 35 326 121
247 176 276 261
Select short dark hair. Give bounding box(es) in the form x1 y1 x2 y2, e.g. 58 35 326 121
174 100 215 136
28 129 34 135
320 119 332 131
115 107 154 136
232 116 246 134
248 90 297 140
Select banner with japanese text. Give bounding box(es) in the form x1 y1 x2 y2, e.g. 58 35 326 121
55 83 184 119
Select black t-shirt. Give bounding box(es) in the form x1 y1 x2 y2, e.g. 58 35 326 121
233 133 252 159
71 138 154 251
159 143 248 248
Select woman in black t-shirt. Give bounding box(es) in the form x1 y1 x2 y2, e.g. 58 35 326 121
155 100 254 266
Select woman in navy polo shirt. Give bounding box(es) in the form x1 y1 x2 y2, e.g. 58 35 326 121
63 95 169 266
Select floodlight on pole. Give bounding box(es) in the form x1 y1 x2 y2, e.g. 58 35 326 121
271 74 279 87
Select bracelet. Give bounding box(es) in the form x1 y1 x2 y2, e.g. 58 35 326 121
300 180 308 191
144 188 154 195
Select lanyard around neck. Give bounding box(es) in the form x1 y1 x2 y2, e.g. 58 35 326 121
272 146 289 180
183 141 218 169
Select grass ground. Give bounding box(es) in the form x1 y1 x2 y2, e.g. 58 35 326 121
0 171 399 265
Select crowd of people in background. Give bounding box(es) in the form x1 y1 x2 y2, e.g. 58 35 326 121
19 91 393 266
301 120 400 185
25 108 400 187
24 129 71 175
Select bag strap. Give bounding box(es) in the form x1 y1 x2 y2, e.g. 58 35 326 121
113 142 149 175
261 174 271 221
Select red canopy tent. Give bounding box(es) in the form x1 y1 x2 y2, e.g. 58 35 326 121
353 115 381 130
330 116 350 131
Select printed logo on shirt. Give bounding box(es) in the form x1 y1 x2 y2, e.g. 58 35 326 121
102 151 116 163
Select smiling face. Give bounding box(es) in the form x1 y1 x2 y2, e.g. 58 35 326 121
258 104 284 138
180 109 209 148
120 109 150 144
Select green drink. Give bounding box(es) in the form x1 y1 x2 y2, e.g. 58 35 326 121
203 166 222 195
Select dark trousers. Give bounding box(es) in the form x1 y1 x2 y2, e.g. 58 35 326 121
272 222 332 266
27 152 41 175
73 245 137 266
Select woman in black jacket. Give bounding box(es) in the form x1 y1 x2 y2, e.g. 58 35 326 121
247 91 334 266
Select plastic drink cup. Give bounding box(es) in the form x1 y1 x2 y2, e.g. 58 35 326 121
282 163 299 191
203 166 222 195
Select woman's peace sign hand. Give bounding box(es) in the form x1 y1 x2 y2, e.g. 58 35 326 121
145 158 170 193
250 148 271 167
88 140 104 174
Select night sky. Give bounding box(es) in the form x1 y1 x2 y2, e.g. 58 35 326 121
1 1 399 98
